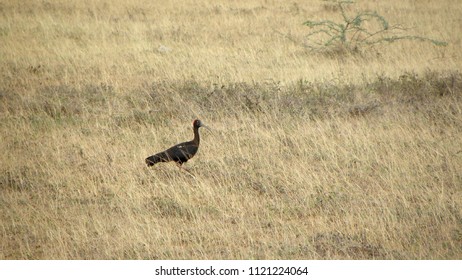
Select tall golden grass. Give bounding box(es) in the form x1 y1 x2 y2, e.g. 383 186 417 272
0 0 461 259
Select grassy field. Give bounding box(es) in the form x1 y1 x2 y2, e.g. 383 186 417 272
1 0 461 259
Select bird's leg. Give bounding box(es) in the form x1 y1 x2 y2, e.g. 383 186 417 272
176 163 195 177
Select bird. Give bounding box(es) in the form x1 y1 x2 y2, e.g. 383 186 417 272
145 119 209 170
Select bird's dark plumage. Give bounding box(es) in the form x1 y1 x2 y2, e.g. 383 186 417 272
145 119 208 167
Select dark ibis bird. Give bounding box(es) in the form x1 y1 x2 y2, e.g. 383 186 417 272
145 119 209 169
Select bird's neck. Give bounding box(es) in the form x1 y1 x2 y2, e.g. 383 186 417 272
192 127 200 145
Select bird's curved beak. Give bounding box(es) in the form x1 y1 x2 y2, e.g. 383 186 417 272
201 124 211 131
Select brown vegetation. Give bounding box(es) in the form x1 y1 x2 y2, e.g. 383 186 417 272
1 0 461 259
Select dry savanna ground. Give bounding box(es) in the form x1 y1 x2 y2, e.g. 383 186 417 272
1 0 461 259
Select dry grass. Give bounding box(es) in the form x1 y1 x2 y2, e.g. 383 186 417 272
1 0 461 259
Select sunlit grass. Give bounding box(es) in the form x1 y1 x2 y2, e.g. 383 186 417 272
1 0 461 259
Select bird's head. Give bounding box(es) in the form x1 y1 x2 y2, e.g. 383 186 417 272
193 119 210 130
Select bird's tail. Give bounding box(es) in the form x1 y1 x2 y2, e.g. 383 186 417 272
145 152 168 166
